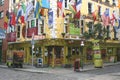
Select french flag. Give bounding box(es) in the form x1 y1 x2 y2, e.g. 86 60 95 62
74 0 82 19
57 0 64 17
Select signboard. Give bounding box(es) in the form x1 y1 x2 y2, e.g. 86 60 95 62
0 29 6 39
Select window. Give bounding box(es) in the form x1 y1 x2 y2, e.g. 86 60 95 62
0 11 4 18
98 6 101 16
17 25 21 38
86 48 93 60
31 20 35 28
32 0 35 6
88 22 93 35
38 19 44 34
65 0 67 8
75 20 80 28
106 26 110 38
112 0 116 6
65 0 70 9
88 3 92 14
0 0 4 5
65 24 68 33
72 47 79 55
28 21 30 28
36 19 38 27
13 0 15 3
80 20 84 34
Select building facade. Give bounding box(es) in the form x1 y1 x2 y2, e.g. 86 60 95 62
4 0 120 67
0 0 9 62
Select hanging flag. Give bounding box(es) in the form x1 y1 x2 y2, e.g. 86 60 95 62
76 0 82 12
4 22 8 30
25 2 34 20
4 16 8 29
92 10 98 21
40 8 45 16
16 6 23 23
57 0 65 17
101 8 110 26
6 10 10 19
10 12 16 26
74 10 80 19
42 0 50 9
20 16 25 24
48 10 53 28
118 17 120 29
57 0 63 9
69 0 76 14
34 1 41 19
118 0 120 8
4 16 8 23
110 11 116 26
74 0 82 19
21 2 26 13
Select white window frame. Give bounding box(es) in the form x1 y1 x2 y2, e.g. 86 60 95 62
0 11 4 18
38 18 44 35
16 24 21 39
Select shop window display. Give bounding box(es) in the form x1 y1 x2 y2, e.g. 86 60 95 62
86 48 93 60
101 49 106 59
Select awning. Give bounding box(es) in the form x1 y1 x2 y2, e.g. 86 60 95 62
0 29 6 39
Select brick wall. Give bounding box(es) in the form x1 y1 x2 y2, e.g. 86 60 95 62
0 0 9 29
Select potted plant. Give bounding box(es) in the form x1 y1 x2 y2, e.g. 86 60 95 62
61 33 66 38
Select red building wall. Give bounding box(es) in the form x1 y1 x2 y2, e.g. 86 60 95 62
0 0 9 29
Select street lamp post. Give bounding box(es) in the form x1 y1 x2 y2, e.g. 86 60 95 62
80 40 84 69
31 33 35 67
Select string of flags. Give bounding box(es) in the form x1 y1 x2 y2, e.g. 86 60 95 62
3 0 120 30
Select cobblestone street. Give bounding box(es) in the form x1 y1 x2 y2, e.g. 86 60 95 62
0 68 77 80
0 64 120 80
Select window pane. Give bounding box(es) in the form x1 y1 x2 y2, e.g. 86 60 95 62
31 20 35 27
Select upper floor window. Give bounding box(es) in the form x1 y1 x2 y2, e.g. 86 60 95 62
17 25 21 38
27 19 37 28
98 6 101 16
31 20 35 28
80 20 84 34
0 11 4 18
13 0 15 3
88 3 92 14
112 0 116 6
0 0 4 6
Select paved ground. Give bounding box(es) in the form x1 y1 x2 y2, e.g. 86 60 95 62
0 62 120 80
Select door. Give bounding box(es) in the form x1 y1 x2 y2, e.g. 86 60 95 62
116 48 120 61
54 46 63 66
0 45 2 62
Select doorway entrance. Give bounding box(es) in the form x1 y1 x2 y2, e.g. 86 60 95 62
46 46 63 67
116 48 120 61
